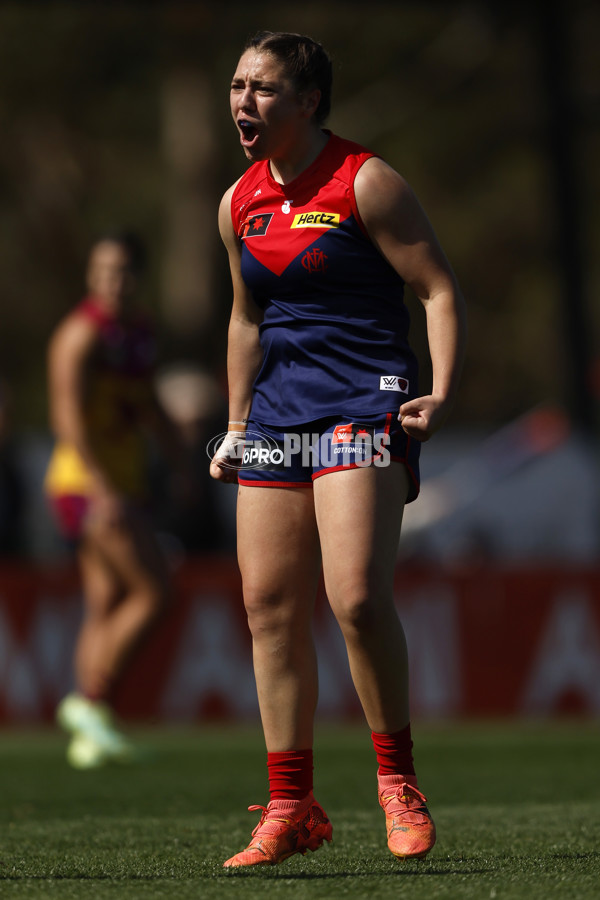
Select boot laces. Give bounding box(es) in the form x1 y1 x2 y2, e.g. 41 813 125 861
248 803 296 838
382 783 429 822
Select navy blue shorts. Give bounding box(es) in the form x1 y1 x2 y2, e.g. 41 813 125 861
237 412 420 502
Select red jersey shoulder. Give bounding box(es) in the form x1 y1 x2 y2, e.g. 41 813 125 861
76 297 111 329
325 135 378 187
230 135 377 229
229 134 380 265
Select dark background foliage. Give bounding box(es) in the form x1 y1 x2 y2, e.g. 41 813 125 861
0 0 598 432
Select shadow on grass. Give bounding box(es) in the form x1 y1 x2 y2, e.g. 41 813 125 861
0 862 490 882
1 872 488 882
220 866 489 879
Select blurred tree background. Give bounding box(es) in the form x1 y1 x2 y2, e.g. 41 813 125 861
0 0 598 433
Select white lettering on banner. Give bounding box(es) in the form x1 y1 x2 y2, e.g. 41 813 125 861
399 586 462 716
0 596 79 719
160 595 258 719
521 590 600 714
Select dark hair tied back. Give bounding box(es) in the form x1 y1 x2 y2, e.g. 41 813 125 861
92 230 147 275
244 31 333 125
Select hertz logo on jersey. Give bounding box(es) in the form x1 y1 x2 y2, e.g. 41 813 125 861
291 212 341 229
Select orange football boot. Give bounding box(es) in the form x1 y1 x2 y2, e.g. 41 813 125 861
378 774 436 859
224 793 332 867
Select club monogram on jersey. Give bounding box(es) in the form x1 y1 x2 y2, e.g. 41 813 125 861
301 248 328 273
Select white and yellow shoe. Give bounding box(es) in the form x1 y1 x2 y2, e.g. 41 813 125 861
56 693 138 770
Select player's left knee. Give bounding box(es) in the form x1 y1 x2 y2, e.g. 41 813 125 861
332 590 383 633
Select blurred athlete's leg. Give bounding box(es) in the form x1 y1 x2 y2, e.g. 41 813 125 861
77 506 170 699
75 538 123 700
58 507 170 768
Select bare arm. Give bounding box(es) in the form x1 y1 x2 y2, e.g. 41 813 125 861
355 156 467 441
210 184 264 482
48 312 131 525
48 314 113 489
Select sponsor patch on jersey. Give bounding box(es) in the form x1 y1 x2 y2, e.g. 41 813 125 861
240 213 273 239
291 211 340 229
330 424 377 461
380 375 409 393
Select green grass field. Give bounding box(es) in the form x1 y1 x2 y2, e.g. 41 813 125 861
1 721 599 898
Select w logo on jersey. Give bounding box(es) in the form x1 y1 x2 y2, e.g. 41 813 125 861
380 375 409 393
240 213 273 239
302 248 328 273
332 424 354 443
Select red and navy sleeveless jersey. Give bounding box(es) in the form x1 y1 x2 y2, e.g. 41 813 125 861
231 132 418 426
78 297 156 379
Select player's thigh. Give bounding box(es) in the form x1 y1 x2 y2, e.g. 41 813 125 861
236 484 321 602
314 462 409 600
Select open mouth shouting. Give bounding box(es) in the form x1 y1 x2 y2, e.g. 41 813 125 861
238 118 260 148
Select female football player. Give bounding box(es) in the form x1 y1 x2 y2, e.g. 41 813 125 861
211 31 467 865
46 232 184 769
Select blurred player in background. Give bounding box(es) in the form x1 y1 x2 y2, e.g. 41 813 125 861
211 32 467 866
45 231 187 769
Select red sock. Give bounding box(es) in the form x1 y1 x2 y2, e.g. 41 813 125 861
267 749 314 801
371 724 416 777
